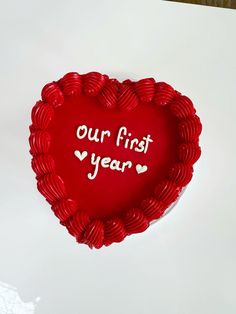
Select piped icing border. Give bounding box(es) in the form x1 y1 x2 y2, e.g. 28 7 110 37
29 71 202 248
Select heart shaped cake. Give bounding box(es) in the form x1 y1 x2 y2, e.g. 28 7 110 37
29 71 202 248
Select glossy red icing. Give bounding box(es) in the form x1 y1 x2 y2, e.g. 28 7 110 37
118 84 139 111
141 198 165 221
135 78 155 103
59 72 82 96
154 82 175 106
29 71 202 248
104 218 126 245
98 80 119 109
124 208 149 234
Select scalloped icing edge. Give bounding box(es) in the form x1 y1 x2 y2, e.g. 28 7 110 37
29 71 202 249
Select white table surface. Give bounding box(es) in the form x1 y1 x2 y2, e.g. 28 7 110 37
0 1 236 313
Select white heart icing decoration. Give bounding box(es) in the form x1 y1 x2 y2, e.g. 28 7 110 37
136 164 148 174
74 150 88 161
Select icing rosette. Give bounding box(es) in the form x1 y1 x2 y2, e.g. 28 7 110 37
98 79 119 109
65 210 91 240
168 163 193 186
59 72 82 96
155 180 180 204
178 115 202 142
178 142 201 164
141 197 166 221
83 220 104 249
154 82 176 106
104 218 126 245
170 95 196 118
41 82 64 107
124 208 149 234
37 174 67 204
135 78 155 103
118 84 139 111
31 101 54 130
31 154 55 178
52 198 78 223
83 72 107 96
29 131 51 155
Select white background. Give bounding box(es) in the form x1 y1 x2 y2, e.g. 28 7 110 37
0 1 236 313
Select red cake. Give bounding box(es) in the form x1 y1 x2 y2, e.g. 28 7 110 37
29 71 202 248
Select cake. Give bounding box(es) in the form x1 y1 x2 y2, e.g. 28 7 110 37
29 71 202 248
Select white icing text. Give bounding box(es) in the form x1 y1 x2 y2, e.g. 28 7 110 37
74 124 154 180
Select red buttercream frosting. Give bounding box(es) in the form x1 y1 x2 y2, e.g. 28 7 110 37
141 197 166 221
118 84 139 111
135 78 155 103
104 218 126 245
29 71 202 248
154 82 176 106
98 80 119 109
59 72 82 96
41 82 64 107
